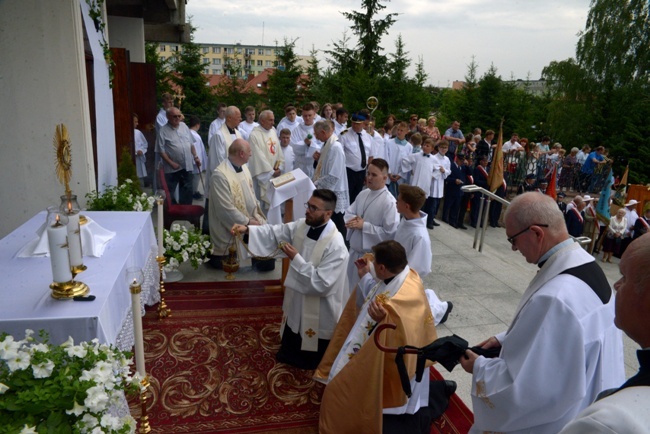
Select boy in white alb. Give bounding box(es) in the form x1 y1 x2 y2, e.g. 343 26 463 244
279 128 294 174
238 106 259 141
425 141 451 228
386 122 413 197
276 105 301 134
344 158 399 296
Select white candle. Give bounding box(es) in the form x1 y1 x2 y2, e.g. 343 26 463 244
157 198 164 256
130 279 146 377
47 216 73 283
66 211 83 267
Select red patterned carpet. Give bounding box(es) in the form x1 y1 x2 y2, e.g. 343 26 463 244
130 280 472 433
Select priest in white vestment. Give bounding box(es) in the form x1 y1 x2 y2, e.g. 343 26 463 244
290 103 321 179
312 120 349 240
204 106 243 235
459 193 625 434
247 110 283 211
232 189 349 370
208 139 265 268
559 233 650 434
345 158 399 295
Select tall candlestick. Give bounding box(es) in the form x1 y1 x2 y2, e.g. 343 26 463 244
126 267 146 378
47 213 72 283
130 280 146 377
155 190 166 257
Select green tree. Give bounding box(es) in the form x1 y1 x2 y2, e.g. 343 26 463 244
169 28 217 120
265 39 305 118
145 42 172 101
341 0 397 77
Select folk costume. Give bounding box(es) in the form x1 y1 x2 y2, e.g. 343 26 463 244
248 219 349 369
314 266 437 433
470 242 625 434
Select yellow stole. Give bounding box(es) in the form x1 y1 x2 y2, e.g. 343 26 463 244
314 269 437 433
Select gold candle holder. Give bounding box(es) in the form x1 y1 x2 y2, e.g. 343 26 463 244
50 280 90 299
138 375 152 433
156 256 171 319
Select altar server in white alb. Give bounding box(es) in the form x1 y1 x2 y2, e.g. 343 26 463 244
459 193 625 434
247 110 283 212
312 120 349 239
395 184 453 324
276 105 301 134
232 189 349 370
426 140 451 228
345 158 399 295
290 103 321 178
133 113 148 189
238 106 259 141
188 116 208 200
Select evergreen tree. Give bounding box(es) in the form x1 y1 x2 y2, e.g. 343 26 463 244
145 42 173 102
265 39 305 118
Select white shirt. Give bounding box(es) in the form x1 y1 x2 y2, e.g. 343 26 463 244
402 152 435 194
238 120 259 141
387 138 413 184
430 152 451 198
313 135 350 213
339 128 372 172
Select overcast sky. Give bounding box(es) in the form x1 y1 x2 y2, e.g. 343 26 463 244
187 0 591 87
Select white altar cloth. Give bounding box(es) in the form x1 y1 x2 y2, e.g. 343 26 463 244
266 169 315 224
0 211 159 351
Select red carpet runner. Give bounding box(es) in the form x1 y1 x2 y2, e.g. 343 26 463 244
131 280 472 433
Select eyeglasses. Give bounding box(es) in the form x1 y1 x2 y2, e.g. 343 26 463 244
507 224 549 245
304 203 330 213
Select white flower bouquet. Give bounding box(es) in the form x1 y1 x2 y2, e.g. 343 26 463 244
0 330 139 434
85 179 155 212
163 223 211 270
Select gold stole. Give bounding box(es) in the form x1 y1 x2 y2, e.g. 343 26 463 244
283 221 337 351
221 163 265 224
314 269 437 433
219 122 241 151
313 134 336 182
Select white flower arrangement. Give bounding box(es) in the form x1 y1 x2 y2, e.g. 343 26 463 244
163 223 211 270
86 179 155 212
0 330 138 434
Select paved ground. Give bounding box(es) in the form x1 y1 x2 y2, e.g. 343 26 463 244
170 212 638 410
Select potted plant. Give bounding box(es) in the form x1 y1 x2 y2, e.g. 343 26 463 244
163 223 211 281
0 330 139 434
85 179 155 212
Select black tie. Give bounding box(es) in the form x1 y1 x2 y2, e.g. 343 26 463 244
423 154 430 158
357 133 367 169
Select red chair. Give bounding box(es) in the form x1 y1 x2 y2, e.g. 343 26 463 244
158 168 204 229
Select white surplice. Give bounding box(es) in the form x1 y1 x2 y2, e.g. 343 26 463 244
134 128 148 178
344 187 399 293
207 117 225 142
313 134 349 213
248 125 284 206
369 130 388 161
207 123 241 184
394 212 449 325
276 117 301 134
290 123 322 179
248 219 349 347
387 138 413 184
238 120 259 141
402 152 435 193
470 242 625 434
430 152 450 198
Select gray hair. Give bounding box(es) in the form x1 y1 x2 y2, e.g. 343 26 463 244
314 119 333 134
505 192 567 236
258 110 273 122
225 106 240 119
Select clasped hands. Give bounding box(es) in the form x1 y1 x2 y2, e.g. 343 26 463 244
459 336 501 373
345 215 364 230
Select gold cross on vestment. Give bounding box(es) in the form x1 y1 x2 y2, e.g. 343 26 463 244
305 328 316 338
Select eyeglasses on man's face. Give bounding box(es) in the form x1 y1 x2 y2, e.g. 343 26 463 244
507 224 549 245
304 202 329 213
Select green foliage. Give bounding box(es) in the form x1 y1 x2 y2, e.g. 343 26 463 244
145 41 173 100
169 30 217 120
86 179 154 212
265 39 306 118
163 223 211 269
116 147 140 191
0 330 138 433
542 0 650 184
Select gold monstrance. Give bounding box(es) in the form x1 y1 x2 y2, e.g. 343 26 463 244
54 124 73 197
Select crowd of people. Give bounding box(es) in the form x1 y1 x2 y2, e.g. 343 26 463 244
143 96 647 433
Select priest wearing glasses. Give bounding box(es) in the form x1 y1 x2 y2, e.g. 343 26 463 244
459 192 624 433
231 189 349 370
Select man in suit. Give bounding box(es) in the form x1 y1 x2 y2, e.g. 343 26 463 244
470 155 489 228
442 153 469 228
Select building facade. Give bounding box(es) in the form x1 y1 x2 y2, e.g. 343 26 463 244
157 42 313 77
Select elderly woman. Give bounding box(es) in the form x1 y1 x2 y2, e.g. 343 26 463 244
421 115 441 140
602 208 627 262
